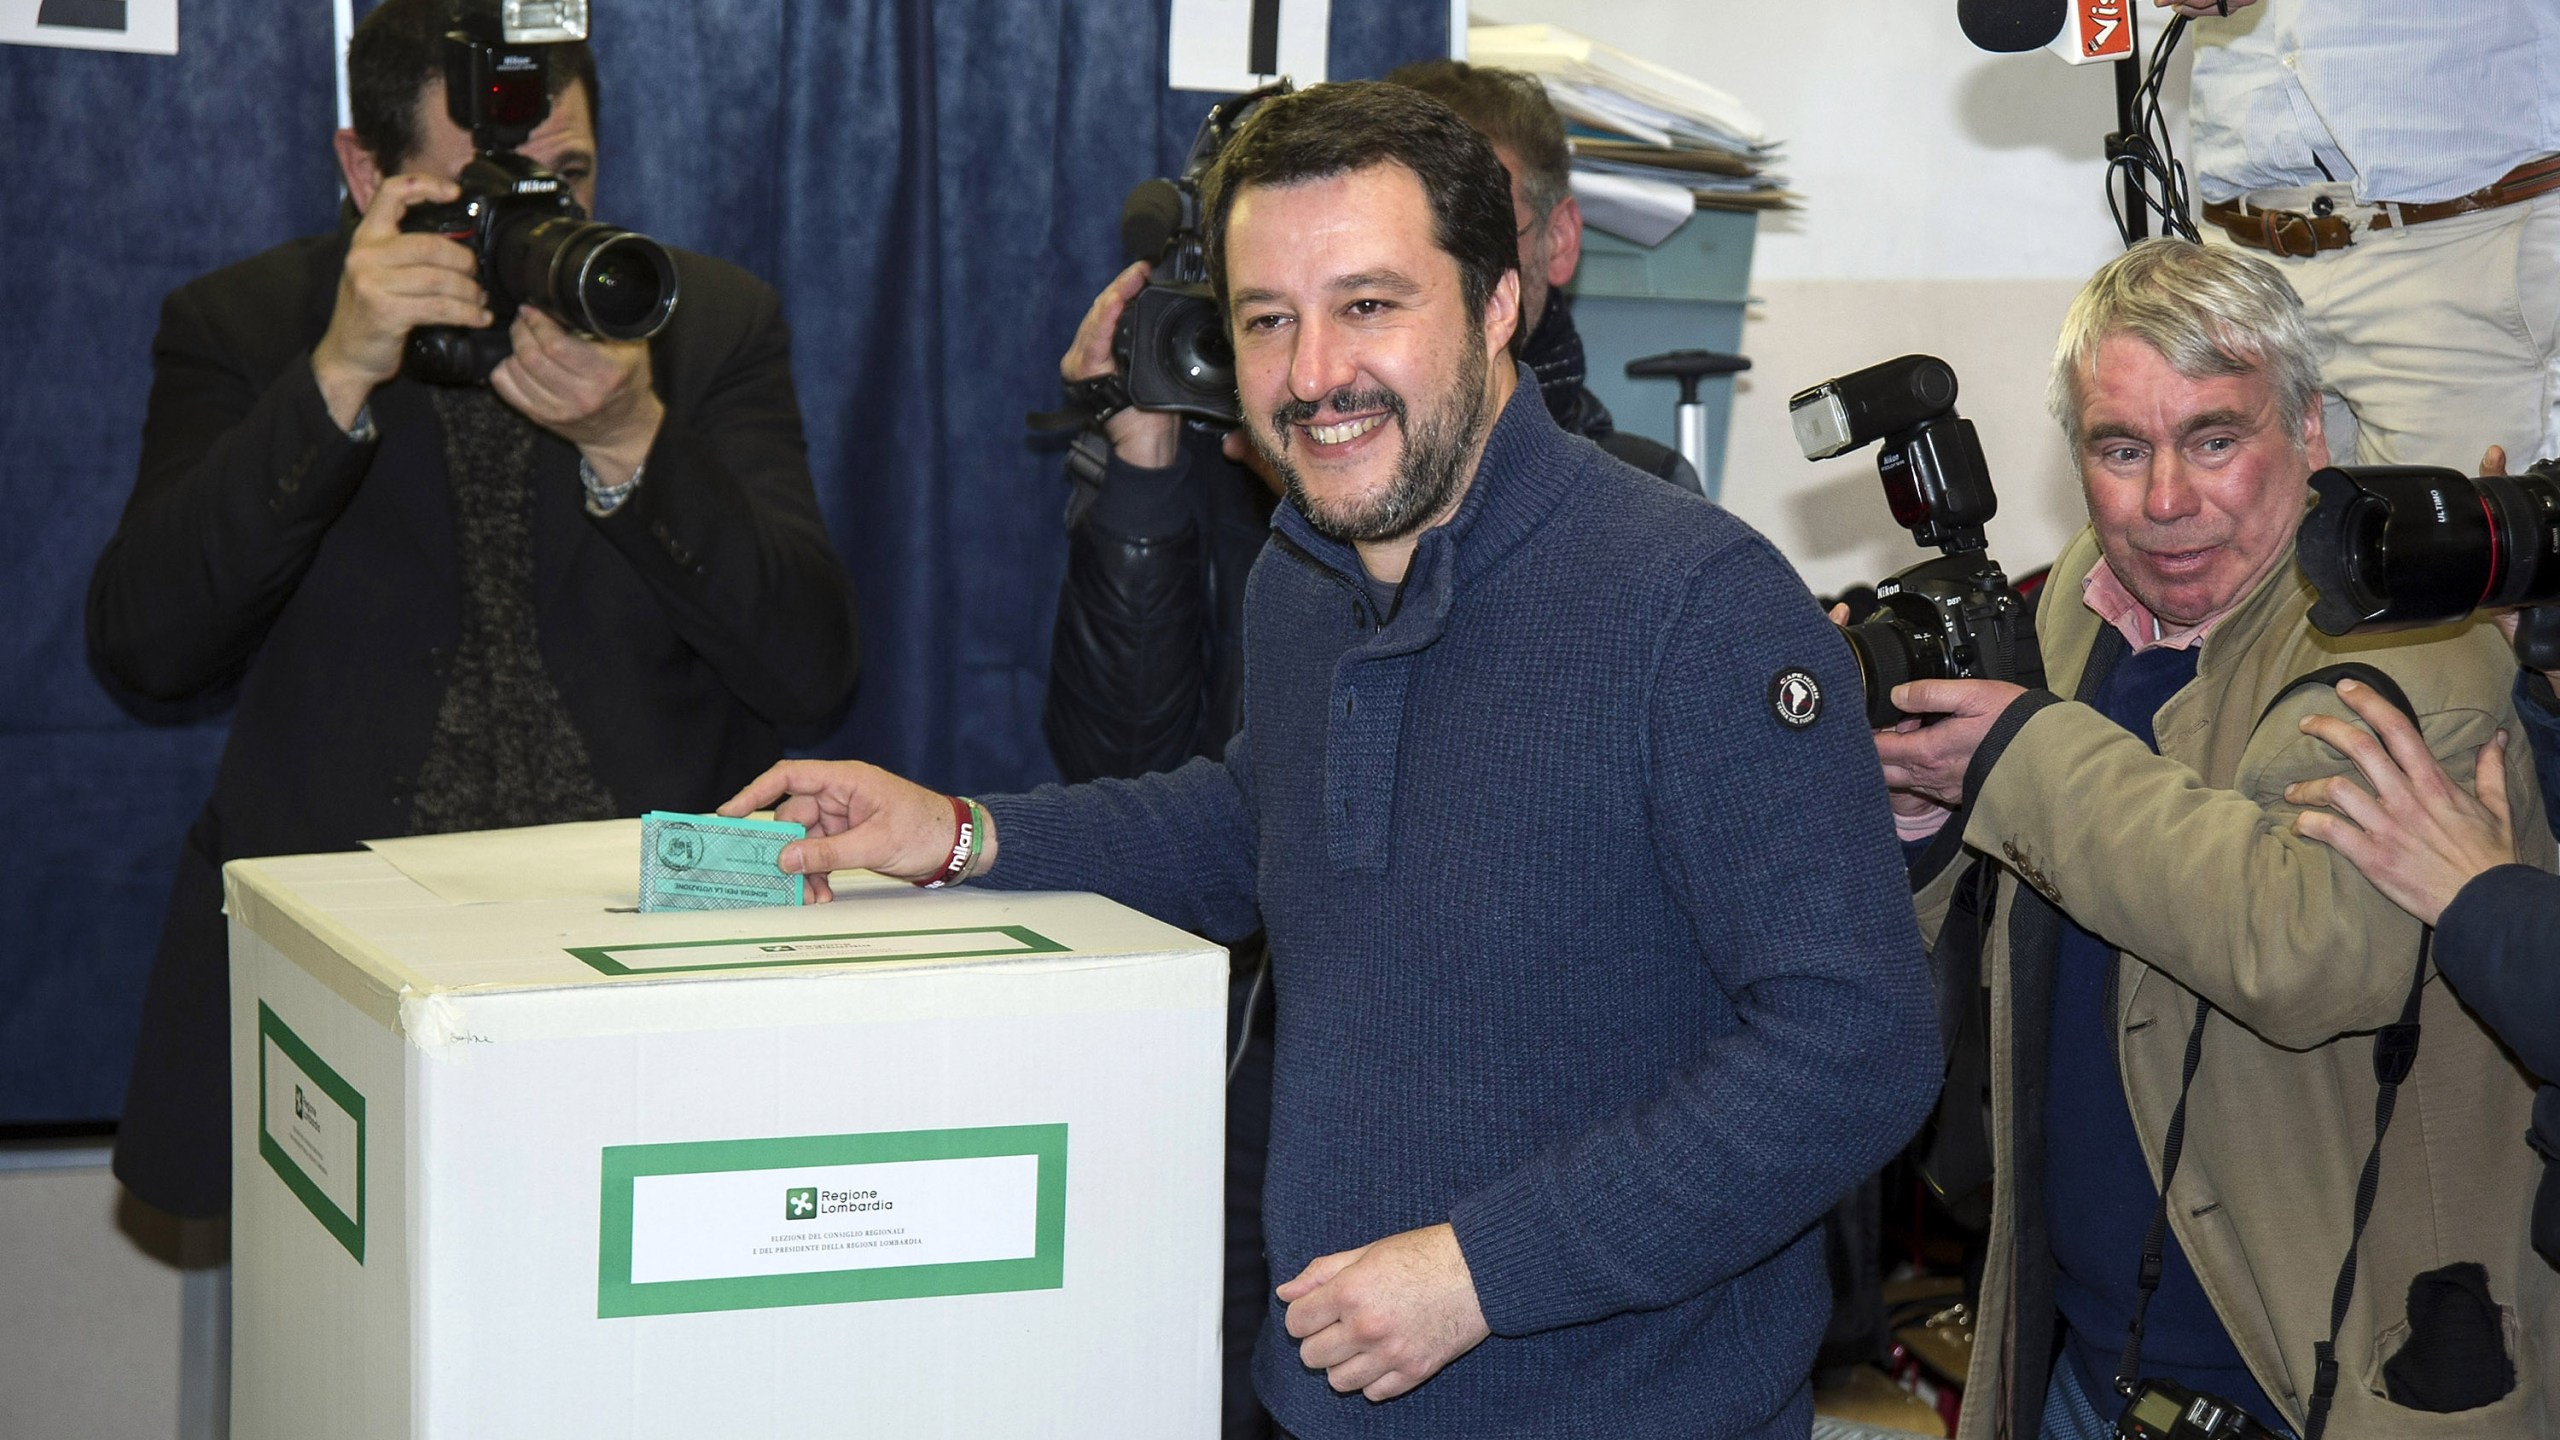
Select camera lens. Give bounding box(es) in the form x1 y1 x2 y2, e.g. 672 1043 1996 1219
2480 471 2560 608
2300 465 2560 635
1162 305 1233 399
570 233 678 337
555 227 678 341
494 215 679 342
1843 610 1947 729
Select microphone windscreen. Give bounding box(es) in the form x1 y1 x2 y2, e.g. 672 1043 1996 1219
1120 179 1187 265
1958 0 2067 52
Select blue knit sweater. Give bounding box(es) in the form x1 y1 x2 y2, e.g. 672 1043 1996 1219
982 375 1938 1438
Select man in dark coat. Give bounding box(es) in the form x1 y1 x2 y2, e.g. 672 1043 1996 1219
89 0 861 1220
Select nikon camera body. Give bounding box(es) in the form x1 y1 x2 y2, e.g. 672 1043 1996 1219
1791 354 2045 727
398 1 677 386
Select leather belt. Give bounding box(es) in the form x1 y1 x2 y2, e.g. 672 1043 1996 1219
2203 153 2560 257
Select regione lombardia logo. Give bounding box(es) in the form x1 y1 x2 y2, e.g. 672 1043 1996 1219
785 1186 817 1221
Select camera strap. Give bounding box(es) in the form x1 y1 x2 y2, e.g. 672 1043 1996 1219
2113 947 2425 1437
1027 376 1135 491
2303 937 2427 1440
2116 665 2432 1435
1026 374 1132 436
2113 991 2212 1401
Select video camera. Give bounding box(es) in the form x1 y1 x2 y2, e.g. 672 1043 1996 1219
1791 354 2046 727
1109 82 1291 426
398 0 678 386
2298 458 2560 669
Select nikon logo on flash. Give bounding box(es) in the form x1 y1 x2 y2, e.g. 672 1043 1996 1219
785 1187 817 1221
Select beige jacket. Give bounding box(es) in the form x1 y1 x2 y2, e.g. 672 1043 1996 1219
1926 529 2556 1439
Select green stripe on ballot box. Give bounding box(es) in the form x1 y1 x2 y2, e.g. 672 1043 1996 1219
566 924 1071 976
256 1003 368 1264
597 1125 1068 1318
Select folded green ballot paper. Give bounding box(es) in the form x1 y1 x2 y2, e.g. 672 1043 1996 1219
638 811 806 912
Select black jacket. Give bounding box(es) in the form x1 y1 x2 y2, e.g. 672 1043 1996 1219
1042 431 1273 783
91 226 861 1216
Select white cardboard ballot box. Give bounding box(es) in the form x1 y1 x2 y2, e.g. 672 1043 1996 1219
225 821 1227 1439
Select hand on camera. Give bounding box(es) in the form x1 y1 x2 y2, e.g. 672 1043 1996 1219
718 760 989 904
311 173 490 430
1064 261 1181 470
2152 0 2258 16
1871 678 2028 811
490 305 664 487
1828 603 1954 820
2286 679 2517 926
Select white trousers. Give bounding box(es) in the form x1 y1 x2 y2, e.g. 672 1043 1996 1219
2206 186 2560 472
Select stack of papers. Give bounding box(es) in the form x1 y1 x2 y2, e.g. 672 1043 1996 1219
1468 22 1795 245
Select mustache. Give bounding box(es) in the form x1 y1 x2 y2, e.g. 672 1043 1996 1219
1270 387 1404 438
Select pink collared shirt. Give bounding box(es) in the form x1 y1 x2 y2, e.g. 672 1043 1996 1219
2080 558 2230 655
1889 559 2231 842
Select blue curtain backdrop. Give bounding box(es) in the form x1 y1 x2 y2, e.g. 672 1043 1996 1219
0 0 1446 1125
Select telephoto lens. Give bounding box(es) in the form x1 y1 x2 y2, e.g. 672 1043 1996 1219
491 214 679 342
2299 460 2560 636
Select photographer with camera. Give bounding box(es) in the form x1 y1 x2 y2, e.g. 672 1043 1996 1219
1874 239 2553 1439
88 0 861 1224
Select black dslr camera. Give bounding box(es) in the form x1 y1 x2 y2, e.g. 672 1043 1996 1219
1109 82 1291 425
398 0 677 385
2115 1377 2282 1439
1791 354 2046 727
2298 457 2560 669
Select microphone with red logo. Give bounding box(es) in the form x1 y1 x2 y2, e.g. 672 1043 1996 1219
1957 0 2136 62
1956 0 2185 242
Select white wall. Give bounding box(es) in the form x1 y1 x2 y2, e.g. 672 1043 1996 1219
1476 0 2190 596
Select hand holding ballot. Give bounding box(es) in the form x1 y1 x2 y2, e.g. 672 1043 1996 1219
719 760 994 903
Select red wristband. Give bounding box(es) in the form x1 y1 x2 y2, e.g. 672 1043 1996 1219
914 794 976 889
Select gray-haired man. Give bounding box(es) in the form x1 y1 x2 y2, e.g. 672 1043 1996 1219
1876 237 2554 1439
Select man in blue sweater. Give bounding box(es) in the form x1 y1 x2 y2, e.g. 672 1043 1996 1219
724 82 1938 1438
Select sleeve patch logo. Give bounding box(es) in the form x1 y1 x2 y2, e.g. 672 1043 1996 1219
1770 668 1824 728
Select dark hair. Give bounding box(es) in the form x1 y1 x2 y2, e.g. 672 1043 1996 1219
347 0 599 173
1202 81 1520 346
1383 60 1571 219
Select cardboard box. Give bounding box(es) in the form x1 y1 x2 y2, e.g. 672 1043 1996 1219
226 821 1227 1438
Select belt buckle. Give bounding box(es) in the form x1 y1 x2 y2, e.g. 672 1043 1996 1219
2261 210 2323 258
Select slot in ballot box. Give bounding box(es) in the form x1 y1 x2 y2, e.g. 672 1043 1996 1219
226 820 1226 1439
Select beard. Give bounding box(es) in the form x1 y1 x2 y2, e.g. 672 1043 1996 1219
1251 337 1492 546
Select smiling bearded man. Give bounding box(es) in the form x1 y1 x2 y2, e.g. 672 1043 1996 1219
716 81 1937 1439
1235 165 1495 550
1259 343 1485 545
